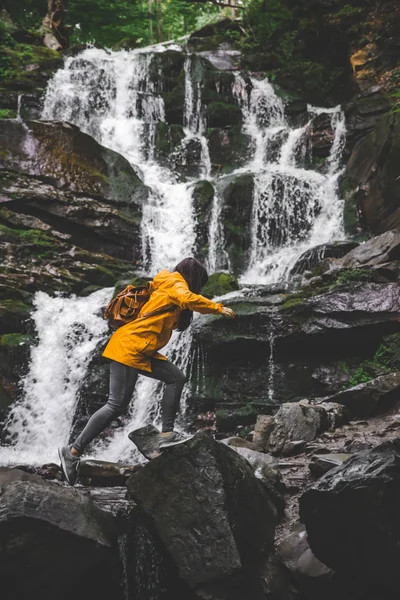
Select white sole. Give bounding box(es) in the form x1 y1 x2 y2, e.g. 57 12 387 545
159 435 193 451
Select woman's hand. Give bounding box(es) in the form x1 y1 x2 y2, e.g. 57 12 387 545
221 307 235 319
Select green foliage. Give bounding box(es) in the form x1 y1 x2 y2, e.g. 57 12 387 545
0 108 15 118
331 268 375 287
0 333 34 347
346 365 373 388
1 0 220 49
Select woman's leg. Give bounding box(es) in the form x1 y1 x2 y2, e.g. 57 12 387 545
143 358 187 432
72 360 139 454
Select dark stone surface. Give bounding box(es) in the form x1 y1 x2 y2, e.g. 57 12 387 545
343 112 400 236
0 119 147 261
127 432 277 593
320 372 400 419
0 467 121 600
299 439 400 593
290 241 359 275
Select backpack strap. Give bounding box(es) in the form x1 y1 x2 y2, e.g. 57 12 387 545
140 304 177 319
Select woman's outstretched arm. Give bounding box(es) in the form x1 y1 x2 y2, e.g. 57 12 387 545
168 281 234 317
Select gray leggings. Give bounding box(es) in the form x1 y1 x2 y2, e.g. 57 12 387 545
72 358 187 454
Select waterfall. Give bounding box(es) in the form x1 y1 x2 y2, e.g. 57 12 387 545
0 288 112 466
42 47 202 275
0 44 349 467
234 77 346 284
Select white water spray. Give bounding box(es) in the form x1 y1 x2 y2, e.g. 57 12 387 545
0 288 112 466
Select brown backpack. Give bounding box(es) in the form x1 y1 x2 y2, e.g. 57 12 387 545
104 282 176 330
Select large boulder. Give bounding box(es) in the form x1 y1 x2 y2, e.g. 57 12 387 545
0 468 119 599
190 283 400 413
299 440 400 594
0 119 148 261
266 401 348 456
290 241 358 276
126 432 277 597
320 372 400 418
339 230 400 269
342 112 400 236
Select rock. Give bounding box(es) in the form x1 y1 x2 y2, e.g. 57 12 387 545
227 446 280 485
202 272 239 299
126 432 277 594
0 467 119 599
342 112 400 235
221 436 256 449
309 453 352 477
339 230 400 269
207 126 250 173
78 459 142 487
290 241 359 276
321 372 400 418
191 282 400 411
267 402 337 456
218 173 254 274
299 439 400 593
277 524 334 598
0 119 147 261
252 415 275 452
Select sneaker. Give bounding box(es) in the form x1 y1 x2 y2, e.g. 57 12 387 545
58 445 80 486
159 431 193 451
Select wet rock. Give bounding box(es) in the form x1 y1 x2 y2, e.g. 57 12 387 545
290 241 358 276
299 439 400 593
79 459 142 487
191 282 400 410
339 230 400 269
308 113 335 158
0 119 147 261
218 173 254 273
207 126 250 172
342 111 400 235
202 272 239 299
309 453 351 477
321 372 400 418
0 467 119 599
126 432 277 594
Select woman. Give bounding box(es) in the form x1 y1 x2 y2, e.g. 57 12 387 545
59 257 235 485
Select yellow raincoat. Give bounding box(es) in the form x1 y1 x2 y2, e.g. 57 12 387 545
102 269 224 371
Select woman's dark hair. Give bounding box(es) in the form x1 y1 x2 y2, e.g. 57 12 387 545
174 257 208 332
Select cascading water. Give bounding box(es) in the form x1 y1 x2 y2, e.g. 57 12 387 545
0 288 112 465
231 76 346 283
1 43 348 466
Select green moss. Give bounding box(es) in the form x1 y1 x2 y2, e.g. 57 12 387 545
374 334 400 371
0 333 34 347
0 108 16 118
202 272 239 299
216 403 259 431
206 102 242 128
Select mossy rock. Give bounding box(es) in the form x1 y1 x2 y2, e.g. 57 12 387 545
374 334 400 372
219 173 254 274
207 125 250 172
206 102 242 128
154 122 185 162
202 272 239 299
0 299 31 334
